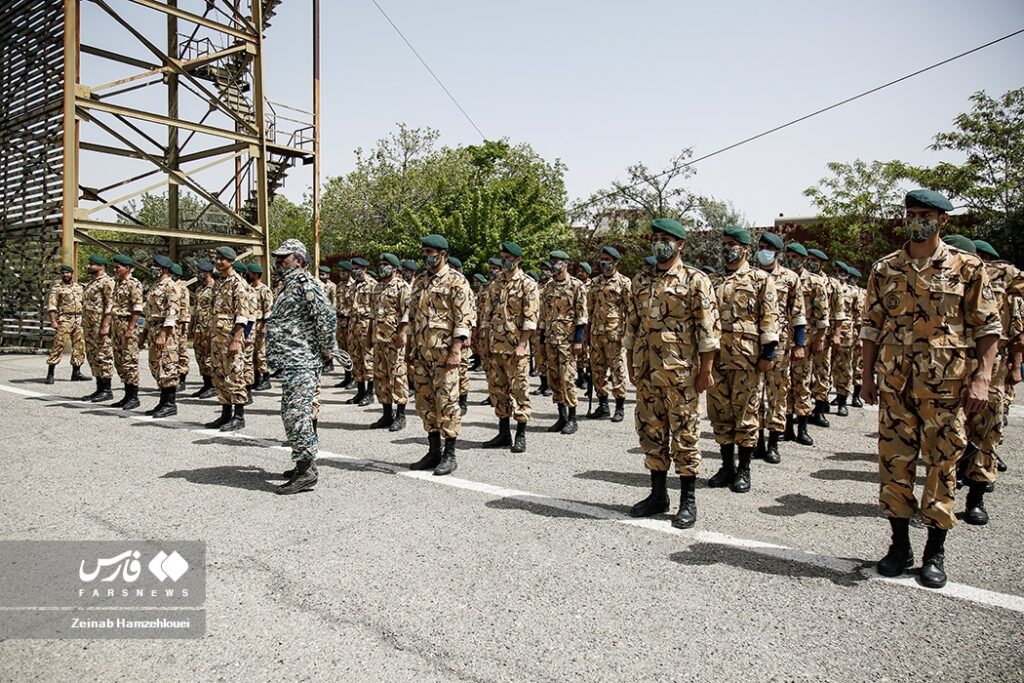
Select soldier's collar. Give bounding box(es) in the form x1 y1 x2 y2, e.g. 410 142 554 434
432 263 451 278
726 259 750 275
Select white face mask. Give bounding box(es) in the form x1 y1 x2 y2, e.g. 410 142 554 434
756 249 776 266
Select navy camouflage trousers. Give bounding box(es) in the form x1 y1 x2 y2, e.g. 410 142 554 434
281 366 321 462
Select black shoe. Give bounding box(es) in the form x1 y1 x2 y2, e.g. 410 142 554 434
370 404 394 429
336 370 353 389
541 384 552 397
482 418 512 448
191 377 212 398
963 482 990 526
783 415 796 441
92 378 114 403
479 397 492 405
177 375 187 392
876 518 913 577
277 459 318 494
205 404 233 429
358 382 375 407
459 394 468 417
254 375 271 391
707 444 735 488
808 401 830 428
588 396 610 420
629 470 670 517
531 379 548 396
851 386 863 408
220 414 245 432
346 381 366 405
764 431 782 464
561 406 578 435
410 432 443 470
731 447 752 493
145 388 168 415
433 438 458 476
245 387 253 405
71 365 89 381
796 416 815 445
996 454 1008 473
81 379 102 402
389 404 407 432
820 398 831 414
547 404 567 432
919 528 948 589
830 395 841 406
283 459 318 480
270 368 283 378
44 365 55 385
152 387 177 419
835 395 849 417
672 475 697 529
610 397 625 423
511 421 527 453
121 384 140 411
754 432 767 460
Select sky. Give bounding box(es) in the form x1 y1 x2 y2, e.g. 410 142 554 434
77 1 1024 228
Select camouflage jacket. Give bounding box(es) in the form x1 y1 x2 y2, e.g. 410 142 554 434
47 281 84 315
193 281 215 330
798 268 830 334
761 264 805 350
372 275 411 345
175 281 191 325
320 278 337 307
336 278 353 319
487 269 540 354
588 270 632 338
143 277 179 329
211 270 249 335
266 267 337 370
711 260 779 368
832 280 858 346
82 274 114 322
860 241 1001 399
111 276 144 317
540 275 588 342
409 263 473 354
349 276 378 324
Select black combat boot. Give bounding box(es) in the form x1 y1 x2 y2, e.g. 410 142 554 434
754 431 767 460
783 415 796 441
611 397 626 423
482 418 512 448
541 381 552 397
835 394 849 417
358 381 375 407
93 378 114 403
220 404 245 432
851 385 863 408
121 384 140 411
672 475 697 529
731 447 753 493
433 437 458 476
531 377 549 396
152 387 177 419
282 459 319 480
919 527 948 589
765 431 782 464
479 396 492 405
346 381 366 405
205 404 233 429
588 395 610 420
796 416 814 446
81 378 102 402
830 394 841 406
145 388 168 415
389 404 407 432
561 406 578 435
821 397 831 414
410 431 442 470
808 400 830 428
177 374 186 392
470 355 481 372
276 458 318 495
996 455 1007 473
44 365 55 385
511 421 527 453
192 376 211 398
876 518 913 577
254 373 271 391
629 470 670 517
71 365 89 381
245 386 253 405
547 404 567 432
707 444 735 488
459 393 468 416
370 404 394 429
963 482 990 526
335 370 352 389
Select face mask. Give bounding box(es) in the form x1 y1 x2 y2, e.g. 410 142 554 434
150 267 162 278
652 241 676 264
379 265 393 278
502 258 517 271
599 260 614 273
353 269 365 280
756 249 776 266
489 268 500 279
722 246 744 264
424 254 441 269
551 262 565 274
783 257 801 271
806 261 820 273
905 217 938 243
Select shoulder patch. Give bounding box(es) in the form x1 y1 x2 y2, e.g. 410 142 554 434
305 291 315 302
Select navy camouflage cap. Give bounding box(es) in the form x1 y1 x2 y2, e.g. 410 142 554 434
906 189 954 212
270 239 308 262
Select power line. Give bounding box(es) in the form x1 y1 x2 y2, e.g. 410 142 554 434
369 0 487 140
573 27 1024 213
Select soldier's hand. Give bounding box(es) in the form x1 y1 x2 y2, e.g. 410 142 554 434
49 321 58 330
154 332 166 349
756 358 773 373
860 377 878 406
229 340 241 355
811 338 825 354
792 346 806 360
573 343 582 355
1009 366 1022 385
100 325 110 337
514 343 527 358
964 375 990 415
445 350 460 369
696 370 714 394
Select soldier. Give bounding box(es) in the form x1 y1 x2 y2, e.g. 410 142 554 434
250 263 274 391
540 250 588 435
345 257 377 406
782 242 828 445
532 261 553 396
402 260 419 284
334 260 354 389
755 232 806 464
575 261 593 390
170 263 190 392
829 261 859 417
448 256 473 416
316 265 337 373
80 255 115 402
205 247 249 432
233 262 257 405
587 246 632 421
470 273 489 372
141 255 181 418
805 248 839 427
861 190 1000 589
369 252 411 431
482 241 540 453
44 264 87 384
190 260 217 398
109 255 144 410
849 266 866 408
407 235 473 476
266 239 337 495
626 218 720 528
477 257 503 406
706 226 779 493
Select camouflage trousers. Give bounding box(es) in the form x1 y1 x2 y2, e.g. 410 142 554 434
312 382 321 421
489 351 531 423
83 314 113 379
1003 383 1016 421
177 325 190 377
878 389 965 530
412 347 461 438
852 343 863 384
254 327 269 374
459 345 470 396
243 333 255 386
763 349 791 432
831 345 854 397
634 370 701 476
192 326 212 378
348 320 373 382
146 325 180 389
336 318 349 354
963 360 1008 484
111 316 140 385
281 366 320 461
373 342 408 406
591 336 626 400
544 337 578 408
787 353 813 417
534 337 547 378
47 314 85 366
707 364 762 448
477 329 491 373
811 344 833 402
211 324 247 405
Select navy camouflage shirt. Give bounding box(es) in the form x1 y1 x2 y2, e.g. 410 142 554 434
266 267 337 370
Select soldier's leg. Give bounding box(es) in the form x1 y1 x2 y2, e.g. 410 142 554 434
212 331 231 404
282 367 320 461
256 331 269 375
766 356 790 433
70 320 86 367
312 384 321 422
669 383 701 476
791 355 813 417
562 343 578 409
392 346 409 406
706 364 734 445
812 346 833 402
590 340 609 398
877 390 922 520
158 329 181 389
459 347 470 397
147 331 161 383
83 320 98 375
510 352 532 424
413 355 436 432
733 367 762 449
372 343 389 405
964 398 1003 485
834 346 853 397
608 341 627 400
488 354 511 419
437 361 462 439
178 331 189 379
243 338 255 386
915 398 966 531
635 376 670 473
47 318 70 366
96 325 114 379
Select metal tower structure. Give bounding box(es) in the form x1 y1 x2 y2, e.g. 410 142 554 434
1 0 318 347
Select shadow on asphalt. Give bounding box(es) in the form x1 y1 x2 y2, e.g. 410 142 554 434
669 544 874 586
161 465 281 492
315 420 376 431
192 435 271 447
574 469 682 490
758 493 880 519
318 458 401 475
485 495 633 519
809 468 877 483
827 451 877 463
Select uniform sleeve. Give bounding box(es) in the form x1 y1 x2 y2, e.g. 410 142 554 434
832 281 848 321
162 283 179 327
303 283 337 358
452 278 473 340
759 274 780 345
47 285 59 312
262 288 274 319
131 281 144 313
102 280 115 315
398 283 410 325
965 261 1003 340
813 277 830 330
231 280 247 326
692 273 721 354
624 278 639 351
790 274 807 328
859 265 885 342
522 280 539 332
574 281 588 326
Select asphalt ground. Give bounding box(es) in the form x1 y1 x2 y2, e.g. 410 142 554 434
0 351 1022 682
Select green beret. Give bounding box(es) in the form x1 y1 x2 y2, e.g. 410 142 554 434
88 255 108 266
196 260 214 272
58 264 74 273
906 189 954 213
973 240 999 259
786 242 808 257
724 225 753 246
527 270 540 282
943 234 977 254
318 265 331 274
368 271 378 279
448 256 463 270
807 248 828 261
835 260 850 273
758 232 784 250
215 246 236 261
170 263 183 277
549 250 570 261
541 261 552 271
473 273 488 284
651 218 687 240
112 254 133 266
153 254 173 269
249 263 263 275
500 241 524 257
352 257 369 268
233 261 248 272
339 260 353 272
488 257 503 268
644 255 657 267
579 262 592 274
849 267 862 279
421 234 449 251
402 260 419 272
601 246 622 260
380 253 401 269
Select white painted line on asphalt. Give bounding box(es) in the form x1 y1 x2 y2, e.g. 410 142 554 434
3 383 1023 616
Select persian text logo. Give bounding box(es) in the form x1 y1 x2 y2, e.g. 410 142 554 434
79 551 143 583
148 551 189 582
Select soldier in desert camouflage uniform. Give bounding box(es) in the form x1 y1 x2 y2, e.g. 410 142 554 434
333 260 354 388
476 257 504 405
531 261 554 398
369 252 411 432
849 266 866 408
828 261 859 417
249 263 274 391
190 260 217 399
109 255 144 410
447 256 473 416
44 264 86 384
540 250 588 435
170 263 190 392
587 246 632 422
782 242 828 446
141 255 181 419
806 248 839 428
574 261 593 392
346 258 377 406
80 255 115 402
205 247 249 432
